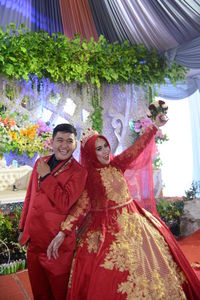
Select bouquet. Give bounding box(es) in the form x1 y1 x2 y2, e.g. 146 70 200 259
129 99 169 168
147 100 168 120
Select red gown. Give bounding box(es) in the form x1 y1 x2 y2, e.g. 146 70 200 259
61 126 200 300
19 155 87 300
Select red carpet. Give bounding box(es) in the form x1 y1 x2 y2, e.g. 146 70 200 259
177 229 200 280
178 230 200 263
0 230 199 299
0 270 33 300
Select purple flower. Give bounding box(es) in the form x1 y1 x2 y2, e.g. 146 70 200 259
140 118 152 129
134 122 142 133
37 120 51 135
155 130 164 139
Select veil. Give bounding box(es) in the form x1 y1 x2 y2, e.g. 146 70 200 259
124 136 157 214
80 130 157 214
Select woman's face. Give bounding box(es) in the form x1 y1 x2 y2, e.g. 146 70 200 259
95 137 110 165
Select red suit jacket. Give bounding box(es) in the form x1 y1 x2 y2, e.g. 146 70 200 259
19 155 87 275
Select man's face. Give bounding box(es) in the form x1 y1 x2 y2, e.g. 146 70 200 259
52 132 77 161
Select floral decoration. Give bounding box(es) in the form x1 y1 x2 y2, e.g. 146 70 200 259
0 113 52 158
129 117 168 144
129 100 169 168
147 100 168 120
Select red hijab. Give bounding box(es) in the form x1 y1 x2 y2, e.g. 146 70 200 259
80 134 114 209
80 132 157 214
80 134 111 169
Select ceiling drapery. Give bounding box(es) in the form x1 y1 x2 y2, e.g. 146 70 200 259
31 0 63 34
1 0 200 50
59 0 98 40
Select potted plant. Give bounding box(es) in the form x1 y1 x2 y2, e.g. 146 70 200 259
156 199 184 237
183 181 200 201
0 207 27 275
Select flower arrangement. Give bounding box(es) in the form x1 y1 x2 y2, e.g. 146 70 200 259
0 113 52 159
147 99 168 120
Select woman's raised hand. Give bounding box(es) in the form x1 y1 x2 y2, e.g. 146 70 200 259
155 113 168 127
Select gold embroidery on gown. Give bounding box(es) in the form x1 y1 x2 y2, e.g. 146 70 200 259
61 191 89 231
85 230 105 254
68 254 76 288
99 166 131 205
142 208 163 228
82 165 186 298
100 208 187 300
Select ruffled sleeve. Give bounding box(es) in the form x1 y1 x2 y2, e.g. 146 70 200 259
60 190 91 235
113 125 157 172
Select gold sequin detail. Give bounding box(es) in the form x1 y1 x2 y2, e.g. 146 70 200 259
101 208 187 299
99 166 131 204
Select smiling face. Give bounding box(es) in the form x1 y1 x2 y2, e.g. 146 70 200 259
95 137 110 165
52 131 77 161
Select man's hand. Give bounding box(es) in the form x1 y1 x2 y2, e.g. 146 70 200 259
155 113 168 127
47 231 66 260
37 158 51 178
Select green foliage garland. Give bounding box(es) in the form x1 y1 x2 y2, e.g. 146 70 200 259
0 23 187 88
0 23 187 132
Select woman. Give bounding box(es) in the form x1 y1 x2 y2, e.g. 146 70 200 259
49 115 200 299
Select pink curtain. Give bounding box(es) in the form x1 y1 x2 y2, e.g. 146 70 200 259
59 0 98 40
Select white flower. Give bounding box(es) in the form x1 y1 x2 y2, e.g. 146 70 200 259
146 109 152 117
152 101 160 108
10 125 19 131
161 103 168 109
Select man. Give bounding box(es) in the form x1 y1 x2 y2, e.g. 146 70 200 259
18 123 87 300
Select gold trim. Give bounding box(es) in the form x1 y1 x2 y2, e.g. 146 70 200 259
91 198 133 212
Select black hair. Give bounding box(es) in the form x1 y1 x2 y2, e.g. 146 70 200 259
53 123 77 139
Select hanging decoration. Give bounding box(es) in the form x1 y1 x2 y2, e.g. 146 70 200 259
0 24 187 88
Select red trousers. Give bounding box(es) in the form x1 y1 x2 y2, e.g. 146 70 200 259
27 243 73 300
